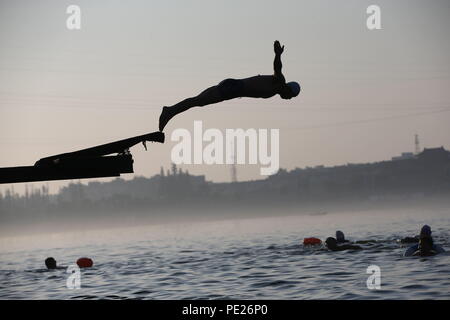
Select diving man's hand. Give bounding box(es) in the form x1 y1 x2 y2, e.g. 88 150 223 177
274 40 284 55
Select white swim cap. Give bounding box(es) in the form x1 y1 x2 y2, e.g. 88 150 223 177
287 82 301 97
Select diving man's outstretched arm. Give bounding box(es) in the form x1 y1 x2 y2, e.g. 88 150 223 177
273 40 286 84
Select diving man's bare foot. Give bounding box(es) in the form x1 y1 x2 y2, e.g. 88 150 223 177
159 106 174 132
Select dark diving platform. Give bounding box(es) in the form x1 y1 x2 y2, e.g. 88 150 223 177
0 131 165 184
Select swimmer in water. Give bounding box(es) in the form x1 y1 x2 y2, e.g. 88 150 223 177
415 236 436 257
335 230 350 243
325 237 362 251
45 257 65 270
404 225 445 257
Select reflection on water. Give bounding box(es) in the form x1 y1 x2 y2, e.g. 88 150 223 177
0 208 449 299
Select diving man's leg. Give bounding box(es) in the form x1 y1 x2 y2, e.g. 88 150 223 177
159 85 223 131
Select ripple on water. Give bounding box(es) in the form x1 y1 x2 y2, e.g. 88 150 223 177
251 279 297 288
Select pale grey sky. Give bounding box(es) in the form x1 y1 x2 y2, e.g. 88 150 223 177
1 0 450 194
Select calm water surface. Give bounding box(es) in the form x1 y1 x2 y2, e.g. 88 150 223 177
0 208 449 299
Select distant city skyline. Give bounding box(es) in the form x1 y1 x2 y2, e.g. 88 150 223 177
2 145 449 237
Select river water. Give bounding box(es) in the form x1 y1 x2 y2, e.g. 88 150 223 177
0 208 449 299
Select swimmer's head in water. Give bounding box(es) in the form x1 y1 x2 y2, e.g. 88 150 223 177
325 237 338 249
45 257 57 269
420 225 432 237
280 82 301 99
336 231 345 243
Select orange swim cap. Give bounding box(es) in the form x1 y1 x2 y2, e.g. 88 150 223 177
303 237 322 245
76 257 93 268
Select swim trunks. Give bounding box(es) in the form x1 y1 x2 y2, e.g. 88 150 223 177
217 78 245 100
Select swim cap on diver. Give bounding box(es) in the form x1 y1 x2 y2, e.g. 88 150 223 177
336 231 345 242
287 82 300 97
420 225 432 237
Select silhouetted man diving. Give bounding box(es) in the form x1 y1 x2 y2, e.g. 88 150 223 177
158 40 301 131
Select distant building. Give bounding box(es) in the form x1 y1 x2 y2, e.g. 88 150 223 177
391 152 415 161
418 147 450 163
